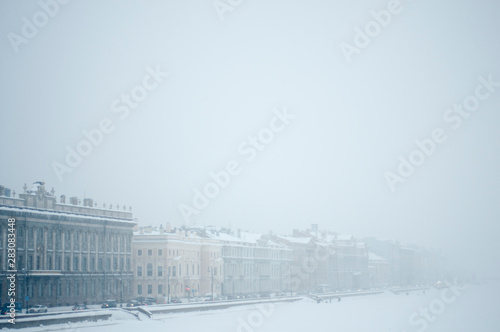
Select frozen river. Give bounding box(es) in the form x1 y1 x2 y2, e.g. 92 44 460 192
21 282 500 332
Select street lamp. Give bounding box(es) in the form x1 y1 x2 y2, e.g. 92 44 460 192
22 268 28 313
166 265 170 304
119 271 123 306
208 266 214 301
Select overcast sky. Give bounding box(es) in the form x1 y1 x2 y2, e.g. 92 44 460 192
1 0 499 277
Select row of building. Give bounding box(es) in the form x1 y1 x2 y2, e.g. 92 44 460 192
0 182 443 307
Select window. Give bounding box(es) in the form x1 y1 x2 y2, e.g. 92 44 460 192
148 249 152 256
172 266 176 277
147 263 153 277
158 266 163 277
158 249 163 256
73 257 79 271
147 284 152 294
179 264 181 276
64 230 70 250
65 257 70 271
158 284 163 295
137 284 142 295
82 257 87 271
138 249 142 256
137 266 142 277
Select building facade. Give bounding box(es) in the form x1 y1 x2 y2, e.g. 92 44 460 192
0 182 135 307
200 229 293 296
132 225 223 301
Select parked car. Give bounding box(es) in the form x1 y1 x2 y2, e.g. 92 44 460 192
72 304 87 311
203 293 217 301
144 297 157 305
126 300 140 307
28 305 48 313
1 302 22 315
170 297 182 304
189 297 202 303
101 300 117 308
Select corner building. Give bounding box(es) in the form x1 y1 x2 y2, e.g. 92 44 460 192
0 182 136 307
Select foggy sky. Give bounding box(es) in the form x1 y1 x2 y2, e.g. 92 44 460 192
1 0 499 277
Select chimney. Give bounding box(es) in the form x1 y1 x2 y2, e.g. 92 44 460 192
311 224 319 237
83 198 93 207
70 196 79 205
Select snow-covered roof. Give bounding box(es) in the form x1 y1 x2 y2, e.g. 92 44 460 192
276 235 312 244
0 205 135 224
368 253 388 262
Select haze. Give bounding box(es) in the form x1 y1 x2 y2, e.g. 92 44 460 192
1 0 499 280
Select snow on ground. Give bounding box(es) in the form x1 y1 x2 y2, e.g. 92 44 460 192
13 282 500 332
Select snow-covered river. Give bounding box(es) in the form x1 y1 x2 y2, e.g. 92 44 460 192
20 283 499 332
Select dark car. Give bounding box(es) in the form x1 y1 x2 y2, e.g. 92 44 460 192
101 300 117 308
28 305 48 313
170 297 182 304
144 297 157 305
72 304 87 311
126 300 140 307
1 302 22 315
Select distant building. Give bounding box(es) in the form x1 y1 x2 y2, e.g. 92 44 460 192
275 227 370 292
365 237 442 286
132 226 292 300
368 253 390 288
132 225 223 301
0 182 136 307
198 228 293 296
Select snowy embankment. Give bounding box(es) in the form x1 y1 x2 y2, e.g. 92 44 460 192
143 296 302 315
0 309 112 329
